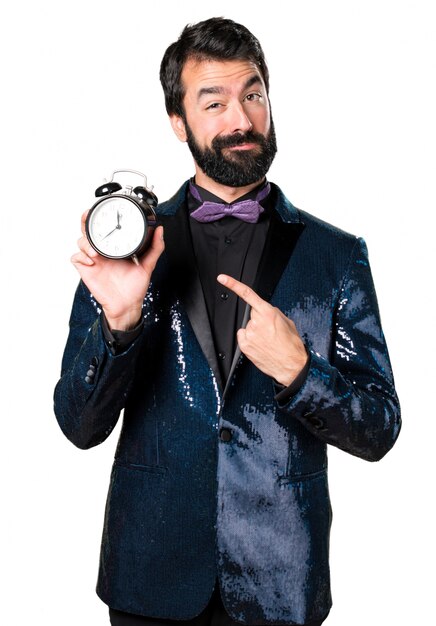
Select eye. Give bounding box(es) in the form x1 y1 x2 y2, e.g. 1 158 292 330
244 92 262 102
206 102 223 110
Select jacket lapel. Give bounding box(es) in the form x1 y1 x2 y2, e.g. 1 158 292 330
158 188 223 388
253 207 305 302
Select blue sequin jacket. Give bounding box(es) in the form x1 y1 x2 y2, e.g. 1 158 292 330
54 182 401 625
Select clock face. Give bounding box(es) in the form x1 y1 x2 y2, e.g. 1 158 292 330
87 196 146 258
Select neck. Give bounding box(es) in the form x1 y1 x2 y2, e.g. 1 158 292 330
193 168 264 203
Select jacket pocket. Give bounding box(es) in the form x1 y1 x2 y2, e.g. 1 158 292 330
114 459 168 475
277 467 327 486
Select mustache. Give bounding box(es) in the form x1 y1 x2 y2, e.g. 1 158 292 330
211 130 265 150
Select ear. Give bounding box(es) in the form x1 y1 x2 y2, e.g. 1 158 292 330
169 114 188 142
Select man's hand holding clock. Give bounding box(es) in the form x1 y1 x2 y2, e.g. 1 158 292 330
72 211 165 332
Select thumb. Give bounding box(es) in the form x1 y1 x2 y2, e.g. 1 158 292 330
140 226 165 274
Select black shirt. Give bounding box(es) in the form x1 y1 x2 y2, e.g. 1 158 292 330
188 179 271 382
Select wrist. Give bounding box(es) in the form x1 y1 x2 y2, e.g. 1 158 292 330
275 351 309 387
103 306 143 332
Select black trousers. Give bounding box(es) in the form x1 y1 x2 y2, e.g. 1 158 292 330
109 586 324 626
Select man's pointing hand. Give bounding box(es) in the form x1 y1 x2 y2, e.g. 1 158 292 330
217 274 308 387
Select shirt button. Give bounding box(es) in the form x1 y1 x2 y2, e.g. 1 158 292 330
220 292 229 301
218 352 226 360
219 428 233 442
224 236 232 244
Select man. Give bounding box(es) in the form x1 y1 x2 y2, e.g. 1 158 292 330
54 17 401 626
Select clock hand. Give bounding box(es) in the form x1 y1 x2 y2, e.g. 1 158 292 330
100 224 120 241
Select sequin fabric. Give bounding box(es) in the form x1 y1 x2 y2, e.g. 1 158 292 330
54 182 400 625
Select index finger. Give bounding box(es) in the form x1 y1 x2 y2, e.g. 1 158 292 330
81 210 90 236
217 274 268 312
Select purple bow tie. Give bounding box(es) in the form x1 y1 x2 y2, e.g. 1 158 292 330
189 182 270 224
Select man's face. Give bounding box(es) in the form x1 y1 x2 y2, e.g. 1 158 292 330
170 58 277 189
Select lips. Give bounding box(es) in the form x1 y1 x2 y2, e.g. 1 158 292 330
227 143 260 152
213 130 263 151
227 143 259 151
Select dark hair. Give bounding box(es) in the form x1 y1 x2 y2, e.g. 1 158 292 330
160 17 270 117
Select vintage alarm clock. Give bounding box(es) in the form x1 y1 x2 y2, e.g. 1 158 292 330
85 169 158 264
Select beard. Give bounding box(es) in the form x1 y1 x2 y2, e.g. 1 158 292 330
185 118 277 187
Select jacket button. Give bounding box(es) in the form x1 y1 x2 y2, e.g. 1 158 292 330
219 428 233 442
305 412 325 430
85 361 98 385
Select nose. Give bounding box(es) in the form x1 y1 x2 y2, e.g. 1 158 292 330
228 101 253 134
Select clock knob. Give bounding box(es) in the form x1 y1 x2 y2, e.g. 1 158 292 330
133 186 158 208
95 182 123 197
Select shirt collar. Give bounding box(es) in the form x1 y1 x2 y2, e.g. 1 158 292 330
189 177 270 206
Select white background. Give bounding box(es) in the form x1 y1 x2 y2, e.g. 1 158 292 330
1 1 435 624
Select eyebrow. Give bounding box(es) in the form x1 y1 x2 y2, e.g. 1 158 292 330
197 74 263 102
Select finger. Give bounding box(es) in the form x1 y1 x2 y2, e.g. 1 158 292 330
217 274 268 312
71 250 95 267
77 235 98 258
236 327 249 352
80 210 90 236
140 226 165 273
79 211 98 258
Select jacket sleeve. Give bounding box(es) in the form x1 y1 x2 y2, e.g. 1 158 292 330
279 237 401 461
53 281 147 450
